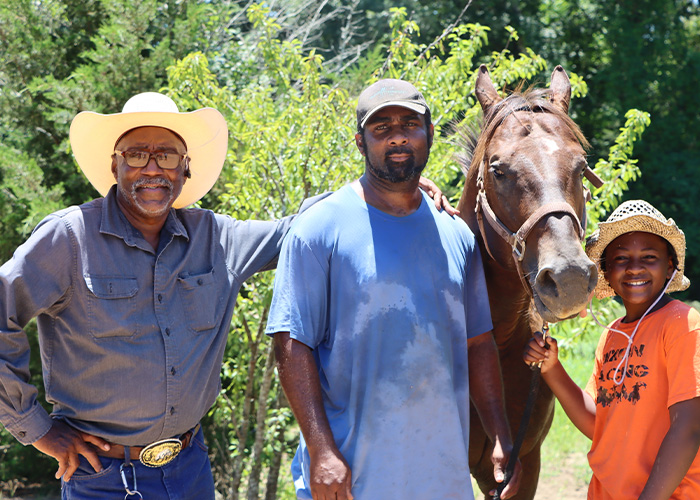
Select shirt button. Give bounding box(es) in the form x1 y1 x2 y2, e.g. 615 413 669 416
165 328 171 336
197 278 204 285
171 367 176 376
157 294 163 303
18 431 26 438
170 407 175 415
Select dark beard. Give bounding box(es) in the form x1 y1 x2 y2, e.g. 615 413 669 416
366 147 427 183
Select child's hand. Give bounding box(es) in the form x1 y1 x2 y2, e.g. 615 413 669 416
523 331 560 374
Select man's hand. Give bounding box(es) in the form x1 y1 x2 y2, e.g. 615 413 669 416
488 437 522 499
309 448 353 500
32 419 111 482
418 176 460 216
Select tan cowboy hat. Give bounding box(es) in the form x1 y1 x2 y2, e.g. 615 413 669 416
69 92 228 208
585 199 690 298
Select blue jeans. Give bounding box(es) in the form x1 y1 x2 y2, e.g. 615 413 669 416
61 427 215 500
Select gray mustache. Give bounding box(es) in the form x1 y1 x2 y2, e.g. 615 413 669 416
133 177 173 190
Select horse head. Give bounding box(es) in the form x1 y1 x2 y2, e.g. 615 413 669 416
458 65 599 324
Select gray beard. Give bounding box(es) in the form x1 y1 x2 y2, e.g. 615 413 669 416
119 177 175 218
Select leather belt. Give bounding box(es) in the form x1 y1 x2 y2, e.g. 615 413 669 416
95 423 200 467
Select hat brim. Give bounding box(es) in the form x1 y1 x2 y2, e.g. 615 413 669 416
585 214 690 298
359 101 427 128
70 108 228 209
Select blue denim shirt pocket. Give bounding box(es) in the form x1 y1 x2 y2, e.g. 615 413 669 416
177 270 219 333
84 275 139 338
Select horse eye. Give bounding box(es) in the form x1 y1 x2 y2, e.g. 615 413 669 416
489 161 505 178
577 158 589 178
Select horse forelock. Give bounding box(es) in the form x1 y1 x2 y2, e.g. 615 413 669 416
458 86 590 178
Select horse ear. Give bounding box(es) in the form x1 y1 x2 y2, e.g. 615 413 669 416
475 65 502 114
549 65 572 114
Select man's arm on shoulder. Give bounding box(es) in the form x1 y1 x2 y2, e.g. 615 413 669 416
273 332 353 500
468 330 521 499
221 192 332 278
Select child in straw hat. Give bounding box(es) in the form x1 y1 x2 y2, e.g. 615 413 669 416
524 200 700 500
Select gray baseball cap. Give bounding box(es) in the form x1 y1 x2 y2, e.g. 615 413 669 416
356 79 429 129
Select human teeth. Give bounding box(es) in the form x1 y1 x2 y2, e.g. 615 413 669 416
627 280 648 286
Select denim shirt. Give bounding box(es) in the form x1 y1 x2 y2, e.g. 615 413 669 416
0 186 304 446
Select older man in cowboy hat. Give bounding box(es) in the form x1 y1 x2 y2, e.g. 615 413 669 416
0 92 324 499
0 92 452 499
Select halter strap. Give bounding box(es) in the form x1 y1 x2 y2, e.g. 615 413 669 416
475 163 589 296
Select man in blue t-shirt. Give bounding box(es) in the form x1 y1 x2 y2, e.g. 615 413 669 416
266 79 521 500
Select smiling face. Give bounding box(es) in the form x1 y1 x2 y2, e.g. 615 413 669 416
603 231 675 321
356 106 433 184
111 126 188 225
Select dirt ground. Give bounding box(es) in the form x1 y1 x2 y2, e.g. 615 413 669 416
533 451 590 500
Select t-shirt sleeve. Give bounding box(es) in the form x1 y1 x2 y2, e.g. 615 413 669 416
463 243 493 338
665 309 700 408
265 229 329 349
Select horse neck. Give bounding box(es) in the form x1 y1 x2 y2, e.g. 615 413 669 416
481 248 535 349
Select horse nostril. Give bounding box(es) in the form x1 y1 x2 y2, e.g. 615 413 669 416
588 262 599 294
535 261 598 305
535 267 559 299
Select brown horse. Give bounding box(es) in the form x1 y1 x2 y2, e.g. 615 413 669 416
457 66 601 499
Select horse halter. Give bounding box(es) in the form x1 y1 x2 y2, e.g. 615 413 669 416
474 158 604 297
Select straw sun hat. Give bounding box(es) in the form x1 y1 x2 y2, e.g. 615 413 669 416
585 200 690 299
69 92 228 209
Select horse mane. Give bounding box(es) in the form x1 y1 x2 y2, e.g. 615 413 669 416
455 85 590 177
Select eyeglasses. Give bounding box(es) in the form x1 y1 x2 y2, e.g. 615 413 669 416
114 150 188 170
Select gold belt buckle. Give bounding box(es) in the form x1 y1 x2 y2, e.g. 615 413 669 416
138 438 182 467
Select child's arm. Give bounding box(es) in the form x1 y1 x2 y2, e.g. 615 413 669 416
638 397 700 500
523 333 596 439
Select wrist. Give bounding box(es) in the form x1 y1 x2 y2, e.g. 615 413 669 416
307 440 340 461
540 358 562 376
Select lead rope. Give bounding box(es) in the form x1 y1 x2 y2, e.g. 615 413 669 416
493 324 549 500
587 269 677 386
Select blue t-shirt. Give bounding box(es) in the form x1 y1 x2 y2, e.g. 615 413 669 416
266 184 492 499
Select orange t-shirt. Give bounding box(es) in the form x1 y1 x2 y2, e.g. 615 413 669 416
585 300 700 500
